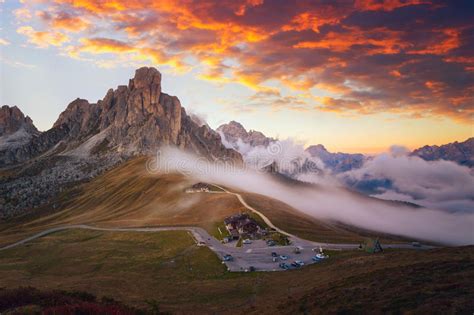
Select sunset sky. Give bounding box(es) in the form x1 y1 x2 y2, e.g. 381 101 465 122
0 0 472 153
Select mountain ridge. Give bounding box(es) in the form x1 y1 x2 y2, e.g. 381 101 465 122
217 120 473 170
411 137 474 167
0 67 241 218
1 67 241 166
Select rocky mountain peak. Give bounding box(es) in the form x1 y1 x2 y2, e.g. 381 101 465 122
217 121 274 147
53 98 93 128
129 67 162 91
217 121 247 139
306 144 328 155
0 105 38 136
2 67 241 166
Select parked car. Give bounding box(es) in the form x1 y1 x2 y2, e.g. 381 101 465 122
294 247 301 254
295 260 305 266
315 253 328 260
279 263 290 270
223 254 233 261
279 255 289 260
271 252 278 257
266 240 276 246
291 261 300 268
249 266 256 272
243 239 252 245
197 241 206 247
272 257 278 262
412 242 421 247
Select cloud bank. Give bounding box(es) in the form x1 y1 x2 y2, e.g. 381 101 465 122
219 133 474 214
12 0 474 122
149 147 474 245
340 147 474 213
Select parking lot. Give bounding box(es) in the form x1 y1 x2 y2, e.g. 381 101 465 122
223 246 324 271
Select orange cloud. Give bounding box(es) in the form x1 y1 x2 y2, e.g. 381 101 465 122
354 0 430 11
11 0 474 123
282 11 341 33
17 26 69 48
408 29 460 55
78 37 135 54
37 11 90 32
235 0 264 16
294 27 409 54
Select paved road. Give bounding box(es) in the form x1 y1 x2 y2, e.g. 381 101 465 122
0 186 436 272
0 224 317 272
212 184 294 238
0 225 210 252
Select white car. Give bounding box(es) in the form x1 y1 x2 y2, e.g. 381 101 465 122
295 260 305 266
279 255 289 260
243 239 252 244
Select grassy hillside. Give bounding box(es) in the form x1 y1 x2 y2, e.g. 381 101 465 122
0 157 246 247
0 228 472 313
0 156 394 247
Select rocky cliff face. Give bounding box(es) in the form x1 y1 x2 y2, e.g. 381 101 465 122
51 67 240 161
411 138 474 168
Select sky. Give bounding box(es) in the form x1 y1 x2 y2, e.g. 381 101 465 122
0 0 472 153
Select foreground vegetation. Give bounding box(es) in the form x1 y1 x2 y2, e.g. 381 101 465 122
0 229 472 314
0 287 142 314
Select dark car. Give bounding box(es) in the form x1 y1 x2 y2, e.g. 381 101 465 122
271 252 278 257
279 263 290 270
291 261 300 268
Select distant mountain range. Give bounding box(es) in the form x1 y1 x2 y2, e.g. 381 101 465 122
411 138 474 168
217 121 473 172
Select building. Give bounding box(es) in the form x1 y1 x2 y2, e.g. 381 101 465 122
224 214 264 239
185 182 211 193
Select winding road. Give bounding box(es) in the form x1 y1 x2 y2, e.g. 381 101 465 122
0 185 435 272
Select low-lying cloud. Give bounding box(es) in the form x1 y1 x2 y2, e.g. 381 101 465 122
224 135 474 214
340 146 474 213
149 147 474 246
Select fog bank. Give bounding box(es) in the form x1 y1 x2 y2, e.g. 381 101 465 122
150 148 474 246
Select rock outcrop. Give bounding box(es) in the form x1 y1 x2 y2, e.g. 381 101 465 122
0 106 40 165
0 105 38 137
